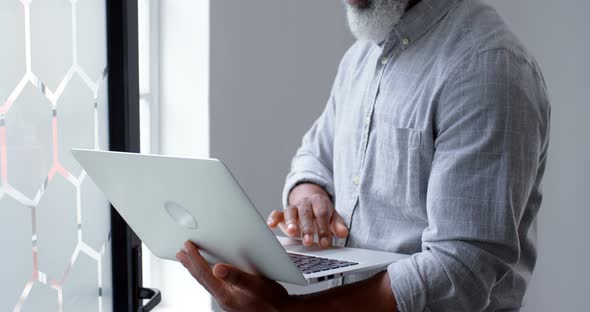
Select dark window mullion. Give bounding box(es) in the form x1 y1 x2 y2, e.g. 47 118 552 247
106 0 141 311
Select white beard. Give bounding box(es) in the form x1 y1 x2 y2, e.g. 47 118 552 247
346 0 410 43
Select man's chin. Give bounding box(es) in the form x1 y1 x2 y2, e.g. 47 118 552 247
346 0 371 10
346 0 409 43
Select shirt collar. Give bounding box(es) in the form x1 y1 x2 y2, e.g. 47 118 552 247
383 0 460 51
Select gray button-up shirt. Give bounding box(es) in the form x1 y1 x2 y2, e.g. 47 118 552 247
282 0 551 311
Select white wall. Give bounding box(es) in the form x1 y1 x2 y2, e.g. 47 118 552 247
486 1 590 311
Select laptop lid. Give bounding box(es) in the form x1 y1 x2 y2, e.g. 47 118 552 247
71 149 308 285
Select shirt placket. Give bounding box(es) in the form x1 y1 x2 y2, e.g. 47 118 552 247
342 41 399 239
330 43 399 289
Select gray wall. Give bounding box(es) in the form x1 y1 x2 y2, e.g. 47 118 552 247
209 1 353 300
210 1 353 219
210 0 589 310
486 1 590 311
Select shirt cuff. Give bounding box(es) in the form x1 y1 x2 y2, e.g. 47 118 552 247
282 169 335 209
388 255 428 312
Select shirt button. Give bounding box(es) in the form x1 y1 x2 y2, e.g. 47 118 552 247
352 175 360 185
364 116 371 125
401 37 410 46
380 56 389 65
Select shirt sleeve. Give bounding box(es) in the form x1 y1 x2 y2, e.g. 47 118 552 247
388 49 551 312
282 92 337 208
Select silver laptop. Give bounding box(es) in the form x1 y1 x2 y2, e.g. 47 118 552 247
72 149 407 285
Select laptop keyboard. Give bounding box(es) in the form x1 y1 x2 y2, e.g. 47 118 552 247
288 253 358 274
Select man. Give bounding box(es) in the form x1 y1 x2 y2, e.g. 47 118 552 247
176 0 550 311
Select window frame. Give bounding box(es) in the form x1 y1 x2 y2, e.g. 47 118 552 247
106 1 160 311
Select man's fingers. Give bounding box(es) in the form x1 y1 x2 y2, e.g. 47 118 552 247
213 264 267 292
331 212 349 239
268 209 300 237
268 197 346 248
183 241 225 294
283 206 300 237
176 250 215 295
297 201 315 246
266 210 284 229
311 197 333 248
176 251 190 269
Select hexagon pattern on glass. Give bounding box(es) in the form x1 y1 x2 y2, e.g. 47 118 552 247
57 75 95 177
36 174 78 279
62 253 99 312
30 0 73 91
0 196 33 312
0 0 111 311
77 0 108 82
0 0 26 104
20 283 59 312
80 175 111 251
5 84 53 199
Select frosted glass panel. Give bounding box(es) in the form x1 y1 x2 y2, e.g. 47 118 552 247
57 75 96 176
63 253 100 311
77 0 108 81
21 283 59 312
0 1 26 105
0 0 112 311
80 176 111 251
36 175 78 279
5 84 53 199
30 0 73 91
0 196 33 312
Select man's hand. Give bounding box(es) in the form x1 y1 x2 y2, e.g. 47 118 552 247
266 183 348 248
176 241 290 312
177 240 398 311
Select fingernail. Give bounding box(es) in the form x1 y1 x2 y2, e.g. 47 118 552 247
216 266 228 279
287 223 296 230
267 219 273 226
320 237 330 247
304 234 312 243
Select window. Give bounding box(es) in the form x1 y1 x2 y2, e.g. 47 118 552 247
137 1 211 311
0 0 112 310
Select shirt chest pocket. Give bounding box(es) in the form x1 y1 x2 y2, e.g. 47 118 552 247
364 125 424 214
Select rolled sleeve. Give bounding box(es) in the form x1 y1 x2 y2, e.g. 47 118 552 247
387 49 550 311
388 256 428 312
282 159 336 208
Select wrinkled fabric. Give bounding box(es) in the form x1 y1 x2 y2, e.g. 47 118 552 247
282 0 550 311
